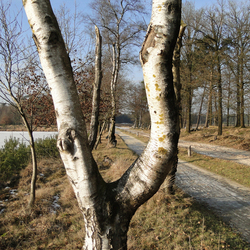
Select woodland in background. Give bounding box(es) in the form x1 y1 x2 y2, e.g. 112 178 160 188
180 0 250 135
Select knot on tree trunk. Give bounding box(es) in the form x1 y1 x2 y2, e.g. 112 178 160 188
57 128 76 154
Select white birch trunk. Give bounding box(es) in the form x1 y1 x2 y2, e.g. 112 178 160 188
23 0 181 249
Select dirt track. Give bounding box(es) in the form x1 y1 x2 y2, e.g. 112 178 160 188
116 129 250 244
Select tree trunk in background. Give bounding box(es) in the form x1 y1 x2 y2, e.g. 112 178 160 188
24 0 181 248
173 22 186 130
195 83 206 130
88 26 102 150
108 43 120 146
240 56 245 128
94 119 107 150
11 98 37 208
205 75 213 128
186 84 192 133
217 53 223 135
226 78 231 126
214 92 218 126
166 22 186 194
235 49 241 127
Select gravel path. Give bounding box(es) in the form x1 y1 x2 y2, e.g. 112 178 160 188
116 129 250 243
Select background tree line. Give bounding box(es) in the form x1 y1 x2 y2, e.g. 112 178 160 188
181 0 250 135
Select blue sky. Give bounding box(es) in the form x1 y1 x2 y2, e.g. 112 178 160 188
14 0 220 30
12 0 220 83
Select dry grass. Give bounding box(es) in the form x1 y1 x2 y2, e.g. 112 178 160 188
0 158 85 250
180 126 250 151
0 132 249 249
128 187 248 249
0 125 57 132
92 133 138 182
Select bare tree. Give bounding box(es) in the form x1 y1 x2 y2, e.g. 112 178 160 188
89 0 147 146
226 0 250 128
181 1 204 132
126 81 148 128
23 0 181 249
199 1 229 135
0 0 43 207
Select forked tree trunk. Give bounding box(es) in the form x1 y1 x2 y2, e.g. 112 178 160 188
88 26 102 150
23 0 181 248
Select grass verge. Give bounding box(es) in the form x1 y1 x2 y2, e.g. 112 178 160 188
178 148 250 188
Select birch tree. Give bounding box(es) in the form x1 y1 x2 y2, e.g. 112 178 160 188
23 0 181 249
89 0 147 146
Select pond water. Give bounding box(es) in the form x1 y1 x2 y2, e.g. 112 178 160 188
0 131 58 148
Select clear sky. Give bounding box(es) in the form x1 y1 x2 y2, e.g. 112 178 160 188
11 0 220 84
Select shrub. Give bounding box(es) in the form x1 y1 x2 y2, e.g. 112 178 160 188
35 136 59 159
0 136 60 185
0 137 30 182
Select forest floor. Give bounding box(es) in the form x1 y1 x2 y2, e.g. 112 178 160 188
116 127 250 244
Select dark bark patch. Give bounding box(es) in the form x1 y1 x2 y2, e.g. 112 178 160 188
48 31 59 45
55 110 59 118
166 3 180 15
45 15 53 25
32 34 40 51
